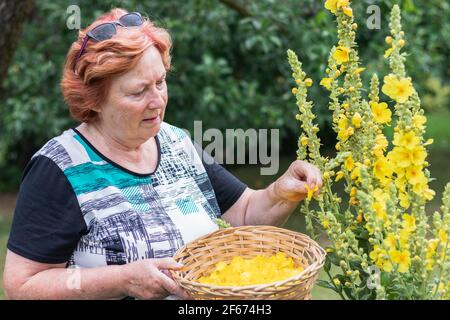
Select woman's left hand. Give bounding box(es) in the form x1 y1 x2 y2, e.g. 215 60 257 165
273 160 323 203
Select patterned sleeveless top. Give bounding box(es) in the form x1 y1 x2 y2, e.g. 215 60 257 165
33 122 220 268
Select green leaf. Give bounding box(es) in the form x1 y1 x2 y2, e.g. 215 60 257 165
316 280 338 292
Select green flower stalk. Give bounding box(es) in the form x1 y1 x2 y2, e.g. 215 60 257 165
287 1 450 300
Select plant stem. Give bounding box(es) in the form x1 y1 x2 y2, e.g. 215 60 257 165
325 267 347 300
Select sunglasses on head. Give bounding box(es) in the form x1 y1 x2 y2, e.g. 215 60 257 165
74 12 144 71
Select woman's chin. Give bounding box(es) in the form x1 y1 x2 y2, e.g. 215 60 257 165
140 122 161 139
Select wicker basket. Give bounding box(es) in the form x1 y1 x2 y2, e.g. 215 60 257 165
170 225 326 300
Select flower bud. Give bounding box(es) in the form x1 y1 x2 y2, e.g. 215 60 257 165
385 36 393 44
300 136 308 146
305 78 313 87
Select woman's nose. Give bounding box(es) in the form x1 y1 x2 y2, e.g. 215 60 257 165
146 88 166 108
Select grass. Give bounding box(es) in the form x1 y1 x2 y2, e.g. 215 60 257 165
0 215 12 300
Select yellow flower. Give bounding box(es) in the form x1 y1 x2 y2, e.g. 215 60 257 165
426 240 439 270
388 147 412 168
344 155 354 171
370 101 392 124
335 171 344 182
373 134 389 157
412 114 427 130
342 6 353 17
373 188 390 203
370 245 393 272
410 145 427 166
372 202 388 222
384 233 397 249
412 181 429 194
305 78 313 87
337 115 348 133
324 0 350 14
333 46 350 64
423 188 435 201
351 112 362 128
390 250 411 273
350 165 361 183
402 214 416 232
305 184 319 201
406 166 426 185
338 127 354 141
300 136 308 146
354 67 365 75
393 131 420 149
382 74 414 103
198 253 304 286
373 156 393 183
320 77 333 90
398 192 410 209
292 87 298 94
399 229 411 249
384 47 394 58
322 219 330 229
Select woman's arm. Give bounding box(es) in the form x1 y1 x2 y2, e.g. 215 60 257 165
222 160 322 227
3 250 189 300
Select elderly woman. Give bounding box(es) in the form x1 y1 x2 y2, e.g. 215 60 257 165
3 9 322 300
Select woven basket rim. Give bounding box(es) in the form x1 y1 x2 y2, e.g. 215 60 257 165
171 225 326 292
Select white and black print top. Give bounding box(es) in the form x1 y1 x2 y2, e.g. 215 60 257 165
8 122 247 267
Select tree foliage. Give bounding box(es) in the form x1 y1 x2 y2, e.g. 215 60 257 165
0 0 449 190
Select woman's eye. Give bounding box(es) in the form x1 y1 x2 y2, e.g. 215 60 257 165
133 89 146 97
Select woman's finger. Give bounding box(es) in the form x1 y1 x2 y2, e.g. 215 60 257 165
158 272 192 299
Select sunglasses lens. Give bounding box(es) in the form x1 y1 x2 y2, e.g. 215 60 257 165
119 13 143 27
90 23 116 41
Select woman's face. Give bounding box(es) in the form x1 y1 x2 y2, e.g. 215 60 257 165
97 46 168 145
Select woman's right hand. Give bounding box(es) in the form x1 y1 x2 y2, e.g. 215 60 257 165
122 258 191 300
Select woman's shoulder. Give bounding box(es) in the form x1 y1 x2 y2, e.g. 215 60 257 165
159 121 191 142
32 128 90 171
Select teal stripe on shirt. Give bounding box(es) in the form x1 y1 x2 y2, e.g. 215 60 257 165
64 162 152 196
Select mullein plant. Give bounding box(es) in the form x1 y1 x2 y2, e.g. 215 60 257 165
288 1 449 299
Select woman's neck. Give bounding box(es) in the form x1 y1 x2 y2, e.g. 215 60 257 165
76 122 152 164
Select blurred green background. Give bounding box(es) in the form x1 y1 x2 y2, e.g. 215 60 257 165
0 0 449 300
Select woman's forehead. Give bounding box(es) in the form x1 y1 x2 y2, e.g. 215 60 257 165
117 47 166 84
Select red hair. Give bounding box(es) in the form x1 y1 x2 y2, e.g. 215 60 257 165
61 8 172 123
